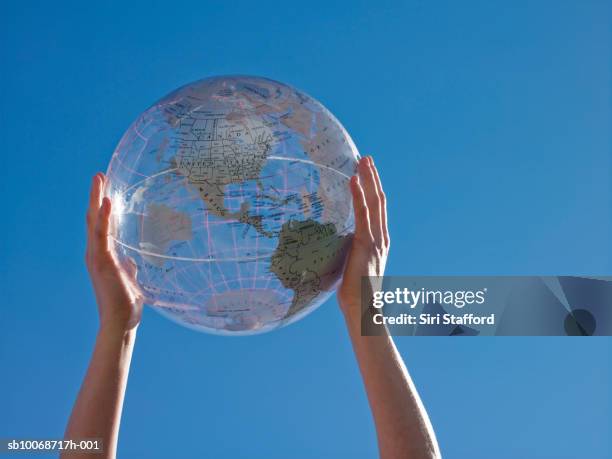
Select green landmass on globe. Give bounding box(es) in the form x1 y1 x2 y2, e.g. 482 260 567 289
270 219 352 318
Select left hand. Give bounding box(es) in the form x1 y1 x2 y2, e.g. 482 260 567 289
86 173 143 333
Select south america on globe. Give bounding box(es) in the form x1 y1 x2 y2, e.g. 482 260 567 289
106 75 359 334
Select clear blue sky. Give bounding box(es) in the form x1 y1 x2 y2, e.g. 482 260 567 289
1 1 610 458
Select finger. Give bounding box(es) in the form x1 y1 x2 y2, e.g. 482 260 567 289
93 196 112 255
370 159 389 248
87 173 104 232
350 175 373 244
358 156 383 247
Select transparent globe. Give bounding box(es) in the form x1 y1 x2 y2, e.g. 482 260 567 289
106 75 359 335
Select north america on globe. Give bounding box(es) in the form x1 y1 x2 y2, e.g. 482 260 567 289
106 75 359 334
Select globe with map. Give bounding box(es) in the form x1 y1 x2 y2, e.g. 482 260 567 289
106 75 359 334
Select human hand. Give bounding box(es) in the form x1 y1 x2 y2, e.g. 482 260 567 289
86 173 142 333
337 156 390 318
337 159 440 459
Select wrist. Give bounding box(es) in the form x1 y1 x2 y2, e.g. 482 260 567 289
98 306 141 337
98 322 138 344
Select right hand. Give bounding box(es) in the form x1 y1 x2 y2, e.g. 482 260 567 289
86 173 143 333
337 156 390 318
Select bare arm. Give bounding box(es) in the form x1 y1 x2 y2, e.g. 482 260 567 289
338 157 441 459
63 173 143 459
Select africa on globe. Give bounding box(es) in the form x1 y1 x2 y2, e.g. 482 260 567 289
106 75 359 334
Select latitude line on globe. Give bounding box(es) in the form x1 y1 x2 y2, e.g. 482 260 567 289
110 237 272 263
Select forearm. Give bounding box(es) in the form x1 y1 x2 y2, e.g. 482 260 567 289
63 326 136 459
344 309 440 459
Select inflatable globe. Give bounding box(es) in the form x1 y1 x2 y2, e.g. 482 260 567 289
106 75 359 335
